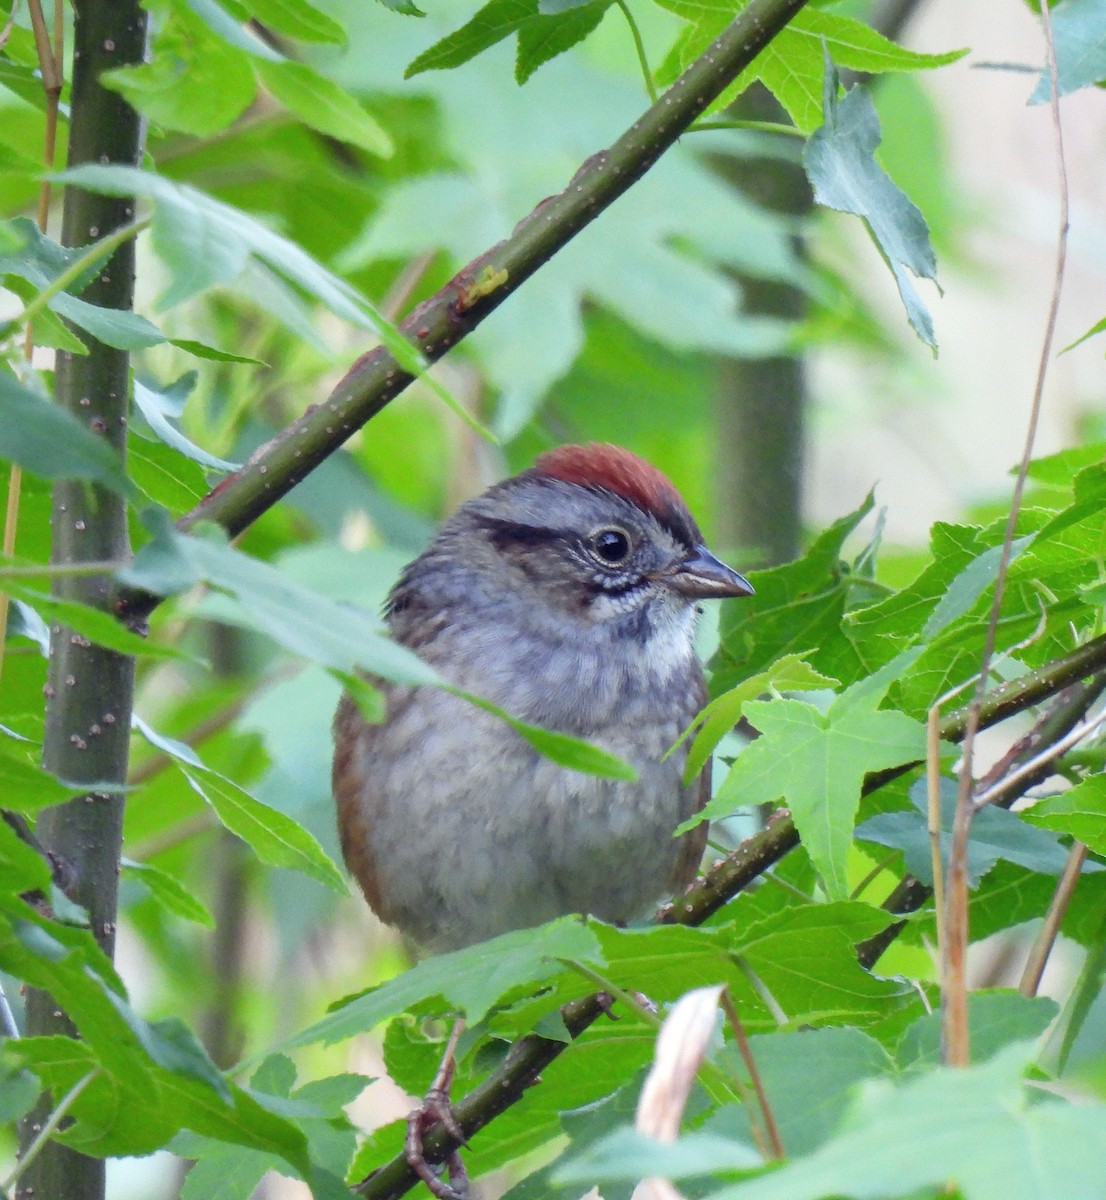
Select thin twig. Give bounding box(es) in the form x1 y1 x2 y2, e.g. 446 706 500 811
974 707 1106 811
615 0 658 103
0 0 65 692
557 958 662 1030
942 0 1070 1068
926 702 946 973
0 979 18 1039
849 850 901 901
3 1070 98 1193
1019 841 1088 997
720 988 785 1160
380 252 436 323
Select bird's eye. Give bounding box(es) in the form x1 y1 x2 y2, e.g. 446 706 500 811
590 528 631 565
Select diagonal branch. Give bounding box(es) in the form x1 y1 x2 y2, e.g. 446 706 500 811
118 0 811 623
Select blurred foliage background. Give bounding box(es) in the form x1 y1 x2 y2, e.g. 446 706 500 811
3 0 1106 1196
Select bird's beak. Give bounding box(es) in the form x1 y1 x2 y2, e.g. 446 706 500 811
661 546 755 600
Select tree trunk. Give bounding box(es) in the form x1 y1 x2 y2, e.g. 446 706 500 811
17 3 148 1198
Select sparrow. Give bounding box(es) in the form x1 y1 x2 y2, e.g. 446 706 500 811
333 443 753 953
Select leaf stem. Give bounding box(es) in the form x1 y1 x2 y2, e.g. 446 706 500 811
1019 841 1088 997
3 1070 99 1193
720 988 785 1160
688 118 805 137
15 218 151 332
615 0 658 103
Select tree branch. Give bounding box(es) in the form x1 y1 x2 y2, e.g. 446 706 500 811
118 0 812 622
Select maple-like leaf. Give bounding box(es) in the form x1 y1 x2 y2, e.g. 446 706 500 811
690 657 926 898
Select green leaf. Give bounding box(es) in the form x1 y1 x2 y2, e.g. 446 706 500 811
0 371 131 494
897 991 1059 1069
128 436 210 513
405 0 535 76
677 654 838 786
183 768 347 893
3 582 188 661
459 691 636 781
858 777 1087 888
53 165 446 410
0 750 81 813
728 1027 894 1155
246 0 347 43
121 515 440 686
803 54 939 348
284 916 602 1048
1030 0 1106 102
133 374 241 473
102 4 257 137
654 0 965 131
122 858 215 926
694 656 927 898
1024 774 1106 855
167 338 267 365
733 901 907 1023
0 818 53 893
1062 313 1106 354
253 59 393 157
185 0 285 61
515 0 611 84
556 1128 761 1184
712 492 876 694
50 292 166 351
692 1046 1106 1200
132 712 346 892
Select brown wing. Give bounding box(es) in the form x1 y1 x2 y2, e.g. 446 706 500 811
333 690 398 924
668 671 711 893
669 764 710 893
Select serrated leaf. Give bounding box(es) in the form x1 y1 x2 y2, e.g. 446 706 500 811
1024 774 1106 855
0 372 131 494
515 0 610 83
132 712 346 892
168 338 266 365
284 916 602 1049
50 292 166 350
183 769 347 892
654 0 964 131
692 654 927 898
1030 0 1106 102
897 990 1059 1070
857 777 1088 888
677 653 838 785
804 54 939 349
405 0 534 76
712 491 876 694
687 1045 1106 1200
253 59 393 157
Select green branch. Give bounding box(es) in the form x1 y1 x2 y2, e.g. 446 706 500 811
18 3 149 1199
